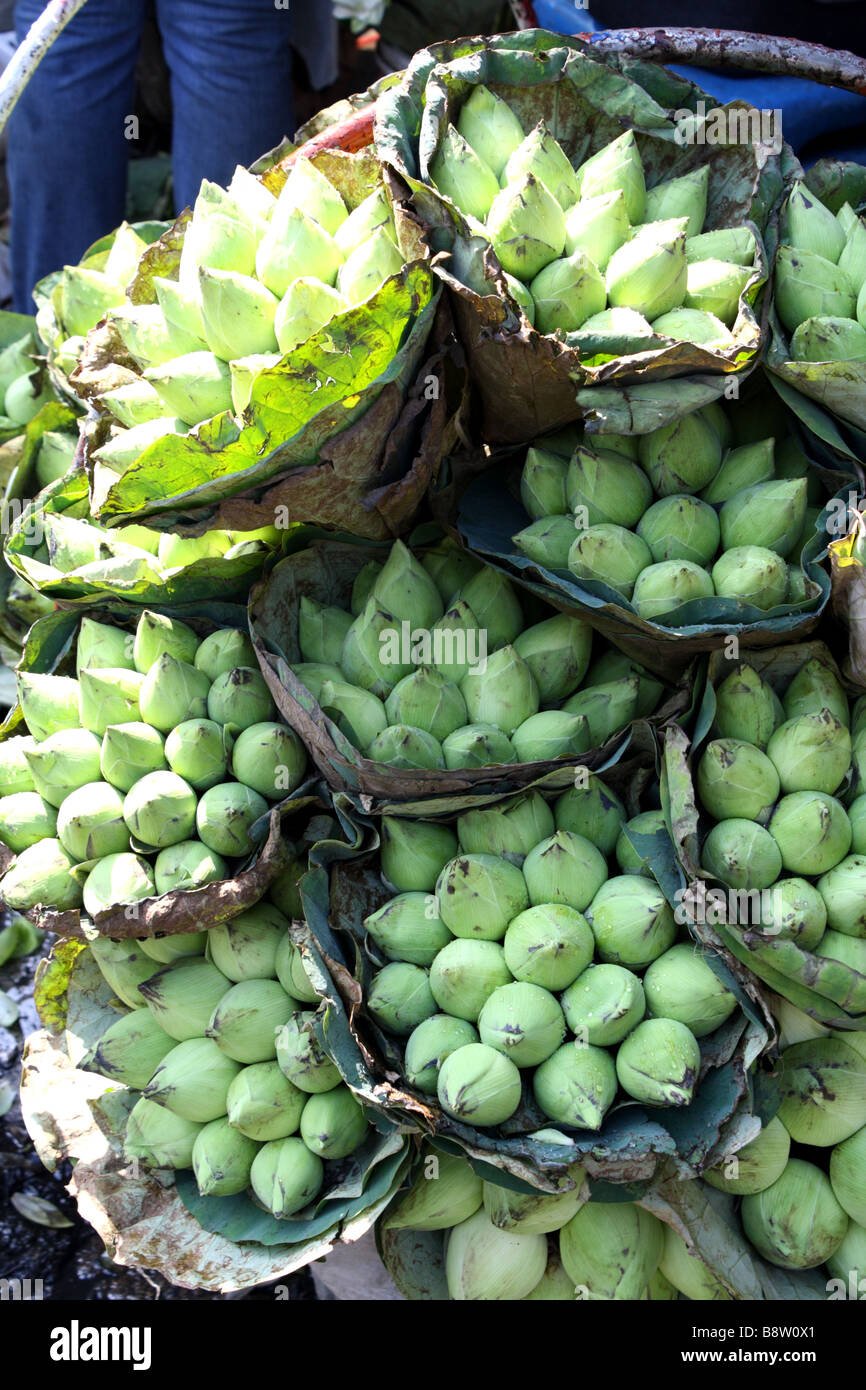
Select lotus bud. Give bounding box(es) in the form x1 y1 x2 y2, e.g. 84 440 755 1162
617 1016 700 1106
564 189 629 270
568 524 651 599
402 1015 479 1096
429 123 499 222
1 835 84 913
766 711 851 795
587 875 675 969
17 673 80 742
446 1207 547 1299
88 936 160 1006
235 720 306 800
226 351 281 413
554 775 625 855
775 245 855 333
512 710 590 762
121 770 196 850
520 446 568 518
790 313 866 362
570 305 657 353
276 1011 341 1092
74 618 133 675
561 961 645 1045
644 166 708 237
529 250 607 335
364 893 452 967
574 130 646 222
92 416 186 474
818 854 866 937
380 817 458 894
697 739 780 822
456 793 554 862
339 223 403 305
275 937 319 1005
437 1041 522 1126
429 939 513 1022
82 851 155 916
158 531 233 570
110 302 203 367
502 119 579 210
703 1116 791 1195
345 564 381 620
96 722 166 794
719 478 808 560
385 1149 482 1230
371 539 444 631
830 1125 866 1226
138 654 211 735
319 679 386 753
562 675 642 745
714 664 782 748
125 1096 201 1169
519 831 604 916
190 1116 258 1197
89 1009 176 1089
687 227 756 266
0 791 56 853
138 957 231 1040
368 725 445 770
256 211 341 304
299 1083 367 1160
56 780 129 861
501 904 592 993
251 1135 324 1215
273 154 346 233
196 782 269 857
206 902 288 982
133 611 199 673
532 1042 617 1130
384 668 466 743
837 202 859 236
825 1220 866 1288
198 267 279 360
487 172 566 281
656 1226 733 1301
340 594 411 698
60 265 126 336
152 274 207 345
613 810 666 877
816 929 866 973
442 723 516 769
143 1036 242 1122
638 411 722 496
206 978 297 1063
296 596 351 668
743 1158 848 1269
511 616 591 707
460 645 539 736
266 856 304 922
0 737 37 796
512 515 575 569
771 790 852 876
455 569 523 653
19 729 100 809
435 853 528 942
700 439 776 506
632 560 714 620
777 1037 866 1146
701 818 782 889
483 1175 585 1235
637 495 720 567
652 306 734 347
206 667 275 731
784 658 849 725
161 718 227 792
757 876 827 948
683 257 751 326
139 925 208 963
225 1059 305 1141
418 542 479 609
333 186 393 257
477 981 565 1067
142 350 232 427
783 180 845 263
567 445 653 528
644 942 737 1038
606 221 687 319
367 961 437 1035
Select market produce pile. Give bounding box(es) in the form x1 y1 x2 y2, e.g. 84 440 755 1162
776 182 866 362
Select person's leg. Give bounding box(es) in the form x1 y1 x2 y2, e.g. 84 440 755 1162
157 0 294 214
8 0 148 312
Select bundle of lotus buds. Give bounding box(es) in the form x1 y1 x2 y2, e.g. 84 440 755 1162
291 538 669 769
0 611 307 914
430 87 757 348
361 779 739 1130
775 181 866 362
513 393 822 618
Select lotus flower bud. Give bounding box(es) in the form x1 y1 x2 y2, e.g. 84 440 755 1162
756 876 827 947
442 723 516 769
743 1158 848 1269
0 737 37 796
437 1041 522 1126
380 817 457 894
224 1059 305 1141
638 411 722 496
88 936 159 1006
500 119 577 210
445 1207 547 1299
767 711 851 795
825 1220 866 1287
206 978 297 1063
830 1124 866 1226
429 939 513 1021
385 1149 482 1231
512 515 575 569
333 185 393 258
777 1037 866 1146
139 924 209 962
532 1043 617 1130
372 539 444 631
512 615 591 706
687 226 756 266
816 929 866 973
142 350 232 427
266 858 303 923
460 645 539 736
697 738 780 823
585 874 675 971
16 730 97 812
520 446 568 519
574 130 646 222
138 957 231 1040
632 560 714 620
344 564 380 620
111 302 203 367
456 793 554 861
487 172 566 281
790 314 866 362
340 594 411 698
276 1011 341 1092
817 854 866 938
227 351 282 412
767 790 851 876
483 1173 585 1235
524 1258 579 1300
402 1015 480 1096
837 201 861 237
125 1096 201 1169
198 267 279 360
561 961 645 1046
196 782 269 857
250 1136 323 1216
714 663 782 747
719 478 808 560
77 668 144 736
60 265 126 336
429 124 499 222
339 223 403 305
299 1083 367 1160
152 274 207 346
206 902 287 981
256 209 341 302
512 710 590 762
122 770 197 850
643 166 708 237
161 718 227 792
275 936 319 1005
435 852 529 942
133 611 199 673
89 1009 176 1089
296 596 351 668
17 673 80 742
364 892 452 967
564 190 629 270
57 780 129 860
318 679 386 753
273 154 346 234
614 810 666 877
96 722 166 794
455 579 522 662
83 851 155 916
657 1226 733 1300
784 658 849 725
683 257 751 326
529 250 606 334
703 1116 791 1195
206 666 274 731
92 417 186 475
136 657 206 736
519 831 604 916
451 85 524 179
562 675 642 744
644 942 737 1038
652 305 734 347
775 245 855 333
369 960 438 1035
144 1036 242 1121
606 220 687 319
234 721 306 800
571 305 656 354
617 1016 700 1106
158 531 233 572
0 791 57 853
566 445 653 528
554 776 624 856
702 818 782 889
190 1116 258 1197
384 667 467 743
783 180 845 263
367 725 445 770
567 524 650 599
477 981 565 1067
419 542 479 609
700 438 776 506
75 618 134 675
0 835 83 911
637 495 720 566
501 903 592 992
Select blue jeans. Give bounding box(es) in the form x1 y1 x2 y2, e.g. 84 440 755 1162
9 0 296 312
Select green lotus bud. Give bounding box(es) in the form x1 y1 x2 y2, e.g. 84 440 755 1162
719 478 808 560
161 718 228 792
435 853 529 942
560 962 644 1046
712 545 789 610
380 817 457 894
296 596 351 668
483 1174 585 1236
56 780 129 860
775 245 855 333
233 721 306 801
529 250 606 335
568 523 652 599
564 189 629 270
152 274 207 346
683 257 751 326
658 1225 732 1301
652 305 734 348
92 416 186 473
696 738 780 823
616 1016 700 1106
442 723 516 769
777 1037 866 1146
512 515 576 569
77 668 143 736
385 1150 482 1232
272 154 346 237
0 791 56 853
511 616 591 707
487 172 566 281
766 711 851 796
570 304 657 353
142 350 232 427
784 180 845 263
586 875 676 969
456 794 554 862
256 212 341 304
445 1207 547 1300
337 224 402 306
191 629 253 684
757 877 827 948
299 1083 367 1160
17 730 96 811
567 445 653 528
643 942 737 1038
125 1096 201 1170
699 440 775 507
82 851 155 916
638 411 722 496
453 85 523 180
340 594 409 698
790 314 866 362
815 929 866 974
0 834 84 910
562 676 641 744
825 1219 866 1287
133 611 198 673
561 1199 664 1299
402 1015 480 1095
429 939 513 1022
158 531 233 571
206 978 297 1063
503 119 579 210
818 854 866 937
364 893 452 967
460 645 539 737
368 724 445 770
615 809 666 878
632 561 714 621
520 829 606 915
89 1009 176 1089
198 267 279 360
367 961 437 1036
333 186 393 258
111 302 202 367
122 770 197 849
458 575 524 658
190 1116 258 1197
227 351 282 412
520 446 568 519
0 737 36 797
704 1115 791 1196
430 123 499 221
686 227 756 267
830 1125 866 1227
139 925 209 963
644 166 708 237
702 818 783 889
743 1158 848 1269
275 1010 340 1092
274 937 318 1006
371 539 444 631
60 265 126 336
784 658 849 726
317 679 384 754
383 668 466 744
500 904 592 993
206 902 287 982
144 1036 242 1122
96 722 165 794
555 775 625 855
420 539 481 606
137 658 207 738
4 368 51 424
837 202 859 236
606 221 687 319
224 1059 305 1141
477 981 565 1067
574 130 646 222
196 782 269 857
17 673 80 743
138 957 231 1040
249 1136 323 1216
714 664 782 748
74 618 133 676
636 495 720 567
769 789 852 877
642 1270 679 1301
206 667 274 731
37 513 102 572
511 711 589 763
437 1041 522 1127
88 935 160 1006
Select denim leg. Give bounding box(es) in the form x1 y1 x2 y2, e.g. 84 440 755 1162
8 0 148 312
156 0 295 216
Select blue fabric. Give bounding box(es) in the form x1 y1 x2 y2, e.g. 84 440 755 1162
9 0 296 312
